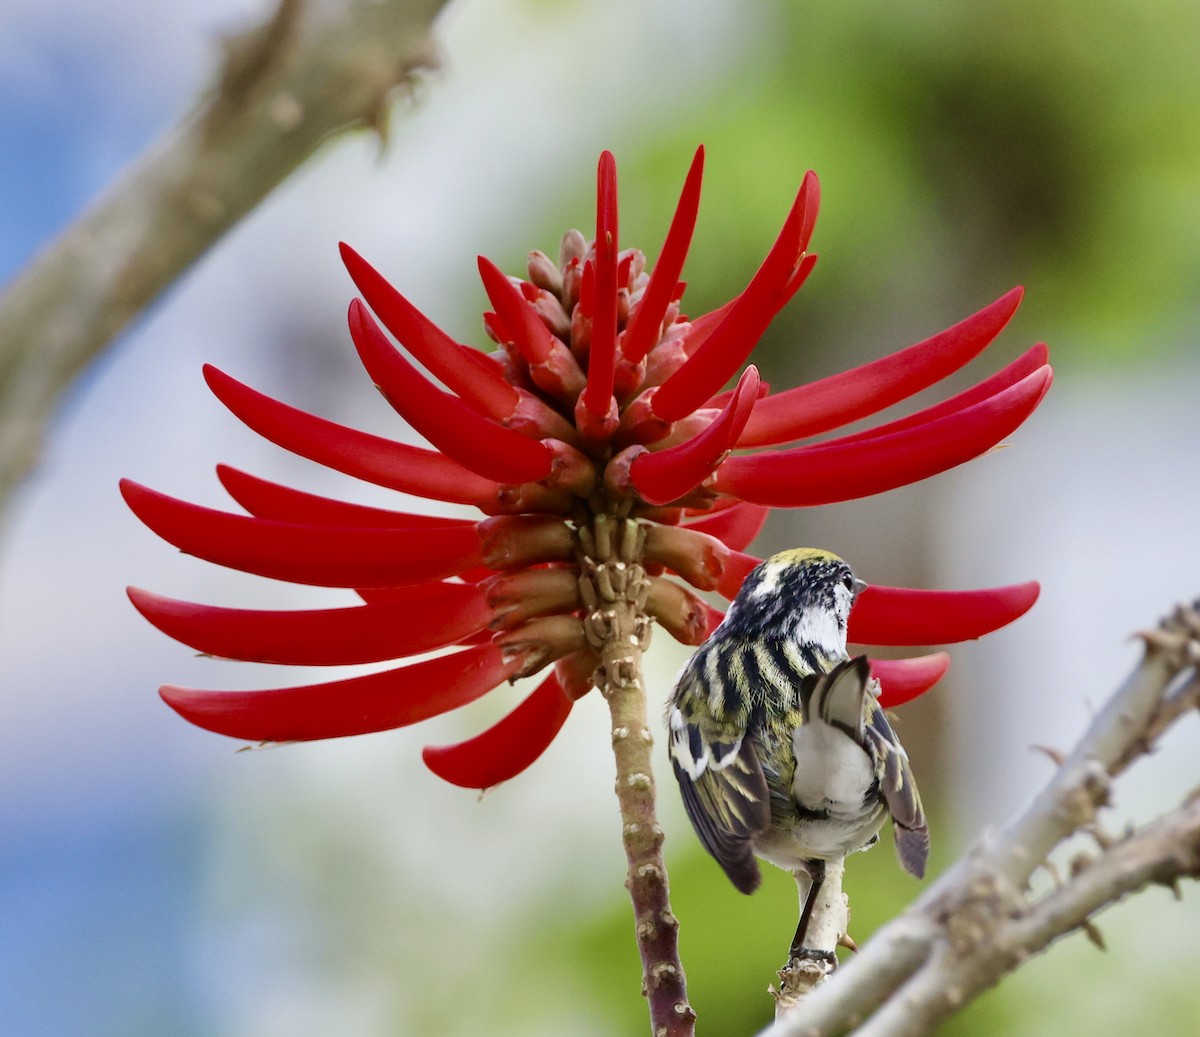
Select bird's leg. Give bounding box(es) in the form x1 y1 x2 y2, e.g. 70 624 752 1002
788 860 834 964
773 860 844 1014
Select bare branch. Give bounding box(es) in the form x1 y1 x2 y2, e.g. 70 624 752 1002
758 599 1200 1037
0 0 450 511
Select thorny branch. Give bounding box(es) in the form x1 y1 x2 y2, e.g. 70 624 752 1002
0 0 450 513
760 599 1200 1037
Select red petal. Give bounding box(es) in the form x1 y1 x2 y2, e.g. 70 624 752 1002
642 524 732 592
738 287 1024 446
422 672 573 789
716 550 762 600
630 366 760 505
161 644 519 742
215 465 474 529
204 366 500 506
652 179 814 423
584 151 619 417
646 577 712 645
870 653 951 708
477 256 558 364
347 300 553 484
700 601 725 639
683 500 770 551
714 365 1052 506
622 146 705 364
849 581 1040 645
121 479 482 588
128 583 492 665
796 171 820 251
831 342 1049 447
483 568 580 629
707 375 771 409
339 243 519 420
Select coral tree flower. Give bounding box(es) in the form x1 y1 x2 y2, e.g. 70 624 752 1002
124 148 1051 790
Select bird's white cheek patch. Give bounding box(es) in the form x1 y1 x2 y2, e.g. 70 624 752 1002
791 722 873 810
792 605 846 658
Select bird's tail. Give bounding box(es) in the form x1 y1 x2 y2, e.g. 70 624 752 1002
800 656 872 738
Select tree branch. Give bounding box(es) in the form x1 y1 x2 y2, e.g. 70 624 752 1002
758 600 1200 1037
0 0 450 511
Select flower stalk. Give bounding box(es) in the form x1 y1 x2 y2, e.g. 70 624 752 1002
579 513 695 1036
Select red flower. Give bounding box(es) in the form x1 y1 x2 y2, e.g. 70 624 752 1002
124 148 1051 789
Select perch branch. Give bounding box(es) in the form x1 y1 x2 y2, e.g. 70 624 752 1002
758 599 1200 1037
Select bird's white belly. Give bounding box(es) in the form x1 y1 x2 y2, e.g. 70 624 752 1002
752 720 885 868
754 810 885 869
790 720 874 810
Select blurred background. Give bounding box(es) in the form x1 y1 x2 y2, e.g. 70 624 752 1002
2 0 1198 1034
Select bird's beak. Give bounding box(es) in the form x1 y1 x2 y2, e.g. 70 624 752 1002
851 578 867 601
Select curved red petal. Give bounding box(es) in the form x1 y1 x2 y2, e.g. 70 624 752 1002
870 653 951 708
161 644 518 742
584 151 619 417
121 479 482 588
683 500 770 551
714 365 1052 507
652 175 817 422
795 171 820 251
831 342 1049 447
630 366 760 505
204 365 500 506
421 672 573 789
339 243 519 420
128 582 492 665
216 466 475 529
477 256 557 363
716 550 762 600
622 147 705 364
700 601 725 639
850 581 1040 645
347 300 553 484
738 287 1024 446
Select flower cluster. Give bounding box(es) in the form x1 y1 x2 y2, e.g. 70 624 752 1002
124 148 1050 788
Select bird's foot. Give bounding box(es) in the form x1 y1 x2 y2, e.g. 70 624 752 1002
772 949 837 1012
786 946 837 969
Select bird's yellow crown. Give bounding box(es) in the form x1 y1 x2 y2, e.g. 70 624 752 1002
766 547 845 567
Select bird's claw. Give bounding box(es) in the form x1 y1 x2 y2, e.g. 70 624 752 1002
786 947 837 969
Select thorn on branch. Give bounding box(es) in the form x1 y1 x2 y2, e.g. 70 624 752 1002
1067 852 1094 879
1032 744 1067 767
214 0 302 109
1082 918 1107 951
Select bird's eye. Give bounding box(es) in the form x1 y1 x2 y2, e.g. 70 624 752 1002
841 575 855 591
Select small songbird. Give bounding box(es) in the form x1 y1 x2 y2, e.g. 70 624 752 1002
667 548 928 962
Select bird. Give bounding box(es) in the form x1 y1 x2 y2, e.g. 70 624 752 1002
666 548 929 963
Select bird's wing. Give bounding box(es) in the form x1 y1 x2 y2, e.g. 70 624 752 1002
668 696 771 894
862 694 930 878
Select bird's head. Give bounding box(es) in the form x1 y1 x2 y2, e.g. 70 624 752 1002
721 548 865 656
